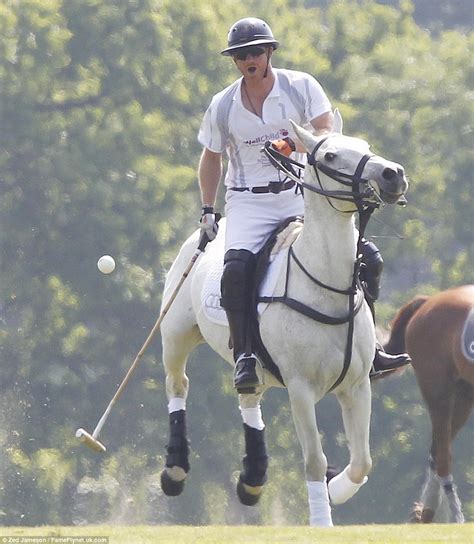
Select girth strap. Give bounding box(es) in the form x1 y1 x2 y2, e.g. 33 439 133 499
258 292 364 325
258 244 364 325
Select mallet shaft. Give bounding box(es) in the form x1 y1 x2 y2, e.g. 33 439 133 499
76 235 211 453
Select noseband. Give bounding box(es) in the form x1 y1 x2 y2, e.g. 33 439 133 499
306 136 380 208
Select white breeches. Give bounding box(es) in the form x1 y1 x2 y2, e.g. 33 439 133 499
224 188 304 253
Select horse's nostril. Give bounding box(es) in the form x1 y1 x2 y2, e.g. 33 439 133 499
382 168 397 180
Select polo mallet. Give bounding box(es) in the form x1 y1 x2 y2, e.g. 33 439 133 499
76 221 219 453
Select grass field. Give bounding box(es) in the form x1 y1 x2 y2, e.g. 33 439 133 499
0 524 472 544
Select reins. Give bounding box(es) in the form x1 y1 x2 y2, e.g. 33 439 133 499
329 205 374 392
261 136 378 391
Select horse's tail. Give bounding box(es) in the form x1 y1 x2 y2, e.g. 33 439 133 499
384 295 429 354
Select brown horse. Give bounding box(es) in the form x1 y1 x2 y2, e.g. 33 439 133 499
384 285 474 523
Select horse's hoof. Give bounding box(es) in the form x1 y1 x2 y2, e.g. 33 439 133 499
160 469 185 496
421 507 435 523
237 479 263 506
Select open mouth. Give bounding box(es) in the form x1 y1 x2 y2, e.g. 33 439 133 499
247 66 257 74
380 189 403 205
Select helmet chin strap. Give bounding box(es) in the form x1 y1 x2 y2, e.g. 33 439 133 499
263 49 271 78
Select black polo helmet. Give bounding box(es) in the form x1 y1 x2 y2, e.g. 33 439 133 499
221 17 279 56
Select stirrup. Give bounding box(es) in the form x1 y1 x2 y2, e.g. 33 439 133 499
373 346 411 370
369 360 409 381
369 366 400 381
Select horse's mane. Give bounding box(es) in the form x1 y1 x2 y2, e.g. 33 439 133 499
384 295 429 354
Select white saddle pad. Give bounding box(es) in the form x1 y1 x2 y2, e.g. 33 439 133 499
201 221 302 326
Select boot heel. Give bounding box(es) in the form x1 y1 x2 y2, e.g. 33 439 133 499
236 386 257 395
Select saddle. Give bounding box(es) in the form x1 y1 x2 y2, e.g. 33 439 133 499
249 216 304 386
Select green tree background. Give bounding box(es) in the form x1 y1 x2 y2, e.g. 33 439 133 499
0 0 472 526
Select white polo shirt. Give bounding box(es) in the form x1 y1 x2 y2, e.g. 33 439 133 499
198 68 331 189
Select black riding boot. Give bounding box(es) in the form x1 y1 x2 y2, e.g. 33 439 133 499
221 249 260 393
226 309 260 393
360 239 412 377
373 342 412 373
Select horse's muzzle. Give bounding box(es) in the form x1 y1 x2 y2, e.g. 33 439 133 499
378 172 409 204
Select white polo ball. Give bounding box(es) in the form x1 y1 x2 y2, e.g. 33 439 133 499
97 255 115 274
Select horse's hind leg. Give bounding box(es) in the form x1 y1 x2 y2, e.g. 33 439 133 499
422 383 466 523
329 379 372 505
287 382 332 527
417 457 441 523
437 380 473 523
236 392 269 507
451 380 473 440
160 323 202 496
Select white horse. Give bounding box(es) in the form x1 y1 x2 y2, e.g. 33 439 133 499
158 114 409 526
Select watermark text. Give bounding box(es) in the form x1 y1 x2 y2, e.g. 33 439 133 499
1 537 109 544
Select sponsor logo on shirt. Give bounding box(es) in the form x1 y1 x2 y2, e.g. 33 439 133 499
244 128 289 146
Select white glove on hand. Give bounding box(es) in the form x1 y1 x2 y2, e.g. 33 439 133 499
199 206 218 242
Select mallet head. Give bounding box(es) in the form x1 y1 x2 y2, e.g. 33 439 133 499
75 428 106 453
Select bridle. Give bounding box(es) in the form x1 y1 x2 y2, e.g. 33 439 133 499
262 136 384 211
261 135 386 392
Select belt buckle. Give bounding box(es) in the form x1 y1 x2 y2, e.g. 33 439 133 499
268 182 283 194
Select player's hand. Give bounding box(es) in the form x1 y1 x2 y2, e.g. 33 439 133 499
271 137 296 157
199 206 219 242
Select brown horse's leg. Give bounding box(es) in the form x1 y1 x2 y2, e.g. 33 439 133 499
418 458 439 523
451 380 473 441
419 387 454 522
425 382 470 523
436 380 474 524
430 397 454 479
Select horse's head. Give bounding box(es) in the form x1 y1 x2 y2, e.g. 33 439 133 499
290 113 409 209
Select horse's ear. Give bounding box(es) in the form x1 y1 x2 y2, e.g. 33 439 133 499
289 120 319 154
333 107 343 134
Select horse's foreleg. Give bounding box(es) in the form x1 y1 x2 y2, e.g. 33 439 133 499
236 392 268 506
329 379 372 505
160 325 201 496
288 382 332 527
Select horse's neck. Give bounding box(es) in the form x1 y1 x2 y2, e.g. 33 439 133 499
292 192 358 293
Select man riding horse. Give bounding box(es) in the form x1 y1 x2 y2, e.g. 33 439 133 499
198 17 411 393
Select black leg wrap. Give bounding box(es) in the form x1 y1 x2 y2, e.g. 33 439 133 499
239 424 268 487
443 482 454 493
164 410 190 473
160 469 186 497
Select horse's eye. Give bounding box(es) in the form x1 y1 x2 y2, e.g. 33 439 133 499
324 152 336 161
